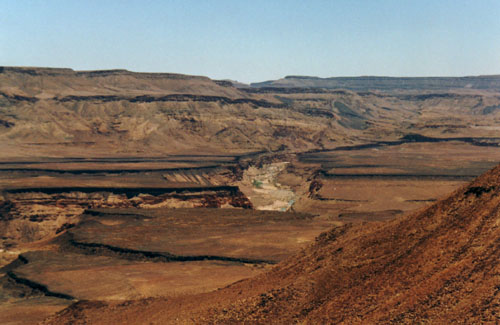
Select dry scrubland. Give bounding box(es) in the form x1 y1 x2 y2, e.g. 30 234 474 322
0 67 499 323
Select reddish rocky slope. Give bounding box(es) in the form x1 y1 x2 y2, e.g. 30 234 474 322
43 164 500 323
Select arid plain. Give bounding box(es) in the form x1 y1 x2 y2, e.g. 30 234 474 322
1 67 500 323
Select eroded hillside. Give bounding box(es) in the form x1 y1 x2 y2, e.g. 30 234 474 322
1 67 500 324
42 163 500 324
2 67 500 158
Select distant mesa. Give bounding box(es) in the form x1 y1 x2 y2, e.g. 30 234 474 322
4 66 500 92
0 66 206 79
251 74 500 91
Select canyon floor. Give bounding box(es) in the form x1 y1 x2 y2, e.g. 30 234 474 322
1 68 500 323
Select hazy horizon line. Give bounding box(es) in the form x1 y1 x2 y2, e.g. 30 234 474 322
3 65 500 84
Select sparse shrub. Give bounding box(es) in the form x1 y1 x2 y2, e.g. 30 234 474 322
252 179 263 189
17 221 40 242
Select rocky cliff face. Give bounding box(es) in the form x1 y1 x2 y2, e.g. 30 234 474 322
0 186 252 248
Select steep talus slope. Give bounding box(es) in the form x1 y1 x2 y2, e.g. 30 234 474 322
44 164 500 323
208 164 500 323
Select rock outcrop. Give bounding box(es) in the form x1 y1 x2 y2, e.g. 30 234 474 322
0 186 252 247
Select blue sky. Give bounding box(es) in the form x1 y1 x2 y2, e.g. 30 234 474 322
2 0 500 83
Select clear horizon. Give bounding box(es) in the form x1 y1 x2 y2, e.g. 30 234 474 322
2 0 500 83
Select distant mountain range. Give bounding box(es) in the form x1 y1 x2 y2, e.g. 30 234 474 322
250 75 500 91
